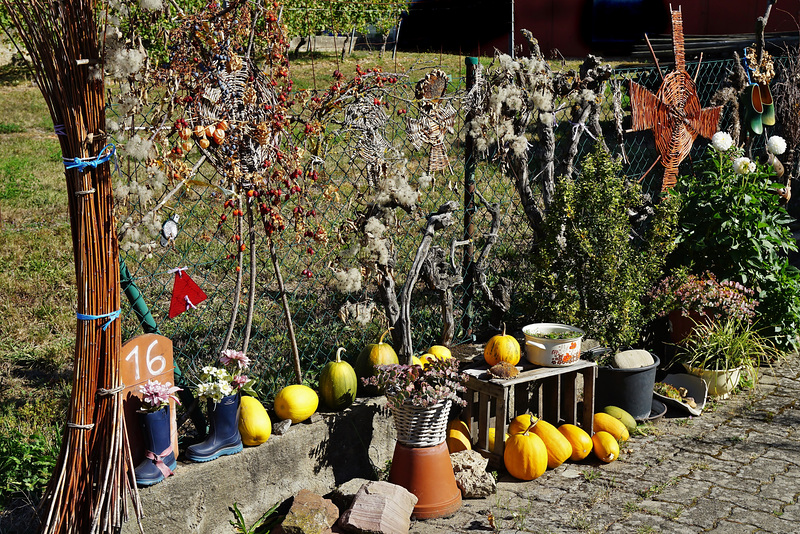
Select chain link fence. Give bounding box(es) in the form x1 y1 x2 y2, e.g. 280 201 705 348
116 55 748 399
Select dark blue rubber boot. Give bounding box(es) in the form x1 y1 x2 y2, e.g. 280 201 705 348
185 393 242 462
134 407 177 486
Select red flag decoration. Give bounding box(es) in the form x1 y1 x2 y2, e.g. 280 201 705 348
168 268 207 319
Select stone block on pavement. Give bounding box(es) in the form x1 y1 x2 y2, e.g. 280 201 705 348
338 481 417 534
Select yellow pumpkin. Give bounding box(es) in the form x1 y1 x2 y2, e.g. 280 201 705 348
484 322 521 366
530 419 572 469
411 355 424 366
504 431 548 480
508 413 537 435
558 423 593 461
594 412 630 442
427 345 452 360
273 384 318 424
238 395 271 446
446 419 471 453
592 431 620 463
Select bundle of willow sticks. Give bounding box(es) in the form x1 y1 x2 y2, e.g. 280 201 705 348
2 1 142 533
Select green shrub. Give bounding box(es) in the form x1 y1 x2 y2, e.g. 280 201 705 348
671 148 800 350
0 428 60 506
530 146 680 350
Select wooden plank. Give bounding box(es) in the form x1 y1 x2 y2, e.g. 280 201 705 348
493 386 509 460
582 366 596 434
562 371 577 425
477 392 490 451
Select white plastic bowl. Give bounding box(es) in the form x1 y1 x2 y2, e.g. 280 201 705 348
522 323 585 367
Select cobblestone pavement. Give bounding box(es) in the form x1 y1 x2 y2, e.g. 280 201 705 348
411 353 800 534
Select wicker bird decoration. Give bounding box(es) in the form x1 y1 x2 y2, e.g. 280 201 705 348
344 96 390 186
406 69 457 174
628 7 722 191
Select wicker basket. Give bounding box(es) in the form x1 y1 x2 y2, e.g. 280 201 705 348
391 400 452 448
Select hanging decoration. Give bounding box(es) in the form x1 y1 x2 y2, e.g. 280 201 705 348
168 268 208 319
627 6 722 191
406 69 457 174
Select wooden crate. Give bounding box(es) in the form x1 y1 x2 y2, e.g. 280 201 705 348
460 360 597 468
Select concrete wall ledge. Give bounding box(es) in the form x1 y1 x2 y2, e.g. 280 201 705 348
123 397 395 534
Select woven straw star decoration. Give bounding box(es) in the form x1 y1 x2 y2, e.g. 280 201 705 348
628 7 722 191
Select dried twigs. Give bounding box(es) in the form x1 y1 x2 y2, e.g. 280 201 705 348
1 1 141 532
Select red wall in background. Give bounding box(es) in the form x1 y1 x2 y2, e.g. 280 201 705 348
399 0 800 58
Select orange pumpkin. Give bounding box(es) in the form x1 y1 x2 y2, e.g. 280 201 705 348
508 413 537 436
484 322 521 366
530 419 572 469
504 430 548 480
558 424 593 461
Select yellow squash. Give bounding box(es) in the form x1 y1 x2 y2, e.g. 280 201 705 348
558 424 593 461
593 412 630 442
446 419 472 453
592 431 620 463
238 396 271 446
530 419 572 469
273 384 318 424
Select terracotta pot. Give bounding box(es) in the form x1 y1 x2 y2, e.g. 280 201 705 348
668 310 712 344
388 441 462 519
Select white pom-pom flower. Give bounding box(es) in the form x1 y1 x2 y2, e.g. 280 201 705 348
711 131 733 152
733 156 756 175
766 135 787 155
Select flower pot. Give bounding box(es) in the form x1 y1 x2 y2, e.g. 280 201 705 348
388 441 462 519
596 355 660 421
522 323 585 367
668 310 712 344
391 400 451 448
683 364 742 399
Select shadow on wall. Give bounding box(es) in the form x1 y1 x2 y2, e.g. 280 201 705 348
311 403 390 485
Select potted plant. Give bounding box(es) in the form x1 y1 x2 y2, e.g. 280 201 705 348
363 357 468 519
134 380 182 486
363 357 468 447
186 350 257 462
648 269 758 343
675 317 780 398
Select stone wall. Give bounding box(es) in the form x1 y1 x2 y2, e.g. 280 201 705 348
123 398 395 534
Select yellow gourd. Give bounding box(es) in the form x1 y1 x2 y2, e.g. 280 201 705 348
484 323 521 366
504 427 548 480
592 431 620 463
446 419 472 453
558 424 593 461
593 412 630 442
273 384 318 424
238 396 271 446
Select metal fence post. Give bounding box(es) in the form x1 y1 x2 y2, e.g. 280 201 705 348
462 56 479 339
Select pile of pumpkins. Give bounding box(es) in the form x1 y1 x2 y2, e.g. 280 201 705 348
237 328 454 447
446 406 634 481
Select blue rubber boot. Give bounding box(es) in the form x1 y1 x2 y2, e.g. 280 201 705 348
185 393 242 462
134 407 177 486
